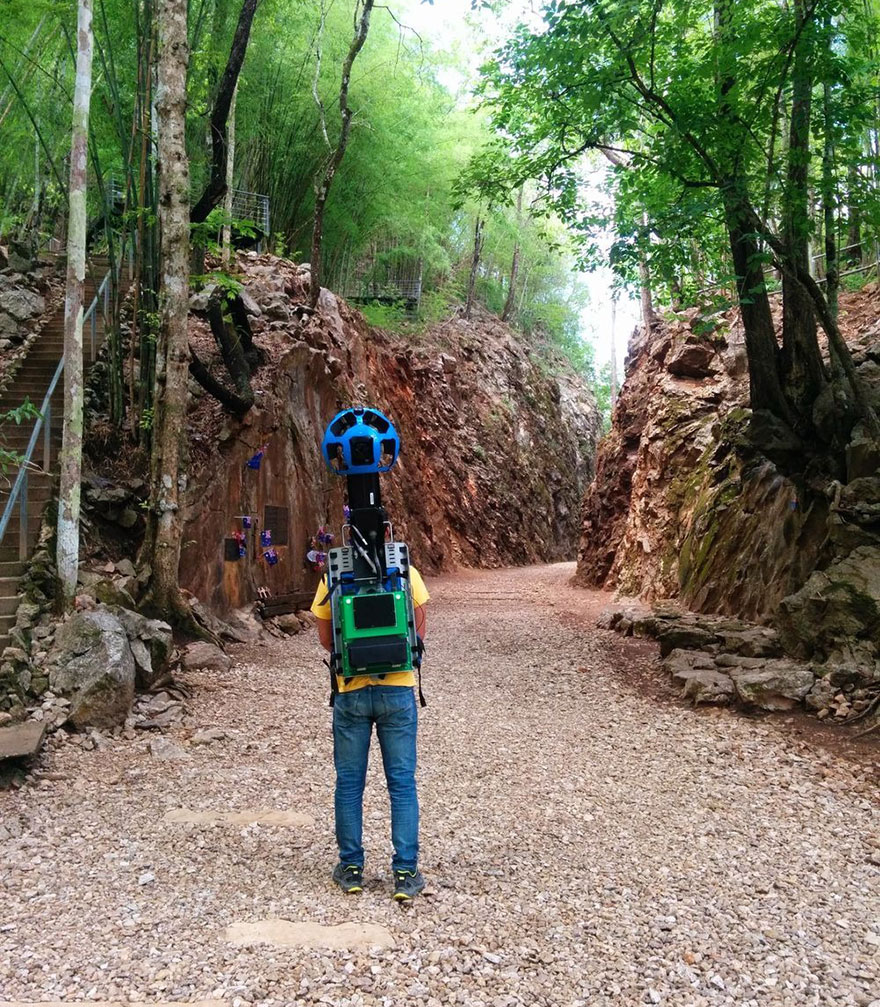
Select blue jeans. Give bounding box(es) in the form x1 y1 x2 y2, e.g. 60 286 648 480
332 685 419 872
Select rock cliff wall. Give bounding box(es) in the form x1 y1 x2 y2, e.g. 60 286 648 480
577 290 880 684
181 254 600 613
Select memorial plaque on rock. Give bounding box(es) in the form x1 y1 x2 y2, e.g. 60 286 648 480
264 505 289 545
224 537 241 562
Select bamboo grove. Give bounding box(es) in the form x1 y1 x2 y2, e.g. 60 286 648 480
0 0 600 447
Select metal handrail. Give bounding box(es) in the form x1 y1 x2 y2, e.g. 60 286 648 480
0 266 113 560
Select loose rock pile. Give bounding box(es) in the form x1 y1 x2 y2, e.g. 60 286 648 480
0 248 61 386
602 602 880 724
44 603 173 729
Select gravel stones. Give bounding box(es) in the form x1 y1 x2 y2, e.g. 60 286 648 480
0 564 877 1005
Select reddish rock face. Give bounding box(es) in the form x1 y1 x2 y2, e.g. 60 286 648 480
577 289 880 630
181 254 600 614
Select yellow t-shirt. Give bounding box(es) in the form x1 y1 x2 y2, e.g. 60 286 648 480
311 567 429 692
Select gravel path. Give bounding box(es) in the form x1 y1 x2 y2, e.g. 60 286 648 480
1 563 878 1007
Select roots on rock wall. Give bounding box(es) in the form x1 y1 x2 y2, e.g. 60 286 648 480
180 253 600 614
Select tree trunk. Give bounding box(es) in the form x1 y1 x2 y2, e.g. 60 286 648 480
309 0 376 309
713 0 791 425
191 0 260 224
464 214 484 320
145 0 191 620
822 72 839 325
56 0 93 607
780 2 826 421
221 81 238 267
846 165 862 265
741 200 880 440
722 184 793 422
638 213 655 329
501 186 523 322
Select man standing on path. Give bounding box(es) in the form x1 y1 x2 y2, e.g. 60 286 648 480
312 406 429 902
312 571 429 900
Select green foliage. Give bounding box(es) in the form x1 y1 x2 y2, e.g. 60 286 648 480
0 0 605 397
0 399 40 475
479 0 880 310
191 269 244 303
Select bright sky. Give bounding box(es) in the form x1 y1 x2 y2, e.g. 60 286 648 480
397 0 640 380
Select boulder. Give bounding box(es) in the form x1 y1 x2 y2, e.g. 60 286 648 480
777 546 880 661
90 577 138 610
182 641 232 672
846 423 880 481
150 736 189 761
657 622 718 656
7 244 33 272
666 341 717 379
661 648 735 703
681 669 735 704
189 282 218 313
0 287 44 322
728 659 814 711
275 613 305 634
107 607 173 689
718 626 783 658
661 647 718 674
0 313 19 338
48 608 135 729
239 289 263 317
805 675 836 712
838 477 880 524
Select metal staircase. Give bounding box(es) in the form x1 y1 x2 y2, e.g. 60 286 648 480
0 258 115 650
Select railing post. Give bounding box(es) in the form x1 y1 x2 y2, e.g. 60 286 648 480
103 280 109 320
43 400 51 472
90 309 96 361
18 468 28 562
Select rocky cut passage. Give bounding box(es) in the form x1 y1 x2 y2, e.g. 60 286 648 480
1 565 877 1007
178 254 600 615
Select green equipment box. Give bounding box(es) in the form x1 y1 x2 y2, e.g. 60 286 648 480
339 589 414 678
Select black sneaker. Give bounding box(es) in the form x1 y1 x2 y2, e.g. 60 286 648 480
332 863 364 893
393 869 426 901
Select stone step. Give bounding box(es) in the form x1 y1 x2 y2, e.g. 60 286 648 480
0 576 21 596
11 357 63 367
0 562 24 578
0 595 21 616
0 493 54 512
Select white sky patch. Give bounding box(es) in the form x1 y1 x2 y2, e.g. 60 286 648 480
396 0 638 383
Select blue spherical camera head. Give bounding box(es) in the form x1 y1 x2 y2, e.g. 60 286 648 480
321 406 401 476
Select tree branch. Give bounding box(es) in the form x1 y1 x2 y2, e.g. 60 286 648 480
191 0 261 224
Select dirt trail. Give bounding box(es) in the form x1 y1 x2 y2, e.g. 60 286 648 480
1 564 878 1007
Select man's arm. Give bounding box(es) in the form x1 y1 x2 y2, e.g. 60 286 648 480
317 604 426 652
318 617 333 651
